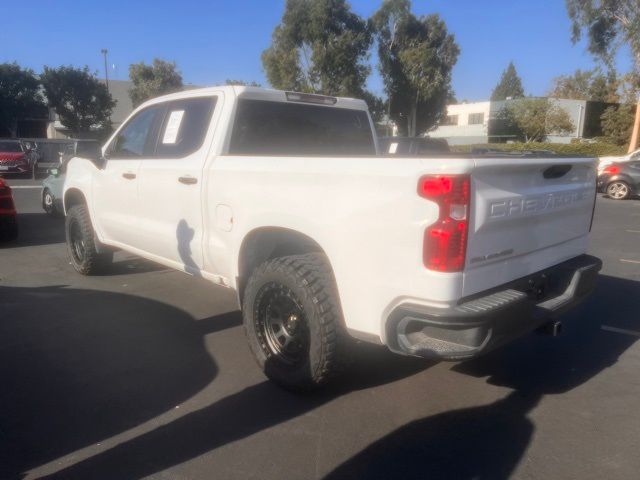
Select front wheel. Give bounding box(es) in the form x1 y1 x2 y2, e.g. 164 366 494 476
242 253 347 391
65 204 113 275
43 188 55 215
607 181 631 200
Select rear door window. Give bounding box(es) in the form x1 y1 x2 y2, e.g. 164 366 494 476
229 99 375 156
155 97 217 158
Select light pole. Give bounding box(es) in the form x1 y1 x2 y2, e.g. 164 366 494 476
101 49 109 93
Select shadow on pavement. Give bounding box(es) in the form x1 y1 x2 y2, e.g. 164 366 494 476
3 274 637 480
0 285 428 480
1 213 66 248
324 274 639 479
0 285 236 479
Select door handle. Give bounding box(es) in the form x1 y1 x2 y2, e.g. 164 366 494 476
122 172 136 180
178 176 198 185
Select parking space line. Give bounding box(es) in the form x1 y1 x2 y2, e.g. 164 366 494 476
620 259 640 264
626 230 640 233
601 325 640 338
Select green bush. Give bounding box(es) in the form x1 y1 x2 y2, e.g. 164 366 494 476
451 142 627 157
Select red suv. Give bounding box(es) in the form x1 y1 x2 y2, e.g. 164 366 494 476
0 177 18 241
0 140 33 177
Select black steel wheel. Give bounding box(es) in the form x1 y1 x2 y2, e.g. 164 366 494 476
255 282 310 365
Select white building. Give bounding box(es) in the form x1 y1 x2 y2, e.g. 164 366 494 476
428 101 491 145
429 98 611 145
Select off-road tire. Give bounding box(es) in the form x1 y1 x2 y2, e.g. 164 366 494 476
65 204 113 275
243 253 347 391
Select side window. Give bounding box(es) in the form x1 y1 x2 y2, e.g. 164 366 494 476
107 106 163 158
155 97 216 158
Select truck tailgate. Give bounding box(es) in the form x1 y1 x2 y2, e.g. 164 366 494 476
463 156 596 297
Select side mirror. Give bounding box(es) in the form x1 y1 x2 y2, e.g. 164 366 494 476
49 168 60 177
76 143 106 170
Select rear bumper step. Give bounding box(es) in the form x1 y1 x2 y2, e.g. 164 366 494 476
386 254 602 360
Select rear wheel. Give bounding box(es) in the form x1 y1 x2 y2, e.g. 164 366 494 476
65 204 113 275
607 181 630 200
243 253 347 390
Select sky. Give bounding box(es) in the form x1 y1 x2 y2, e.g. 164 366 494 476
1 0 634 101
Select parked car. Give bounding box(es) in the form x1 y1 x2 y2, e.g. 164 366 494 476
62 86 601 390
42 167 65 216
598 148 640 174
0 177 18 241
379 136 449 155
597 161 640 200
0 140 36 178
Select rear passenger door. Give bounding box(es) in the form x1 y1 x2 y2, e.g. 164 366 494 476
136 95 218 273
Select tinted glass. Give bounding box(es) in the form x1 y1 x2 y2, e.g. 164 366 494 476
0 141 22 152
155 97 216 158
108 106 162 158
229 99 375 156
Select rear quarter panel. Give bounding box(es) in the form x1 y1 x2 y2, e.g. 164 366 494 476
206 155 474 342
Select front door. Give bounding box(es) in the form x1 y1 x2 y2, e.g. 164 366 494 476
92 105 164 246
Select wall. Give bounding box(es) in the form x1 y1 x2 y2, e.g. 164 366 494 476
429 101 490 145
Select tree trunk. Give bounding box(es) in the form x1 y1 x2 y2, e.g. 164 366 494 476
628 99 640 153
408 100 417 137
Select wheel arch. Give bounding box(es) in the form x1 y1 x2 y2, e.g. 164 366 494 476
236 226 331 306
63 188 87 214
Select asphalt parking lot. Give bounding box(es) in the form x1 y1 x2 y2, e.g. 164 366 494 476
1 178 639 480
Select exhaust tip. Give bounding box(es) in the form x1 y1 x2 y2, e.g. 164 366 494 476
537 320 563 337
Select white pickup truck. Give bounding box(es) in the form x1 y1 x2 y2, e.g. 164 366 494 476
63 86 601 389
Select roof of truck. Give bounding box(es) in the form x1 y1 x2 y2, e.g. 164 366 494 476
139 85 370 111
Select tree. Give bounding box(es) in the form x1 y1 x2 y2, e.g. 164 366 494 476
41 66 115 136
491 62 525 100
566 0 640 150
498 98 575 142
360 91 386 123
371 0 459 136
128 58 183 107
548 68 619 102
601 104 636 145
224 79 261 86
0 63 45 137
262 0 372 98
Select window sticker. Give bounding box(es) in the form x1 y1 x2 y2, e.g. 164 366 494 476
389 142 398 154
162 110 185 144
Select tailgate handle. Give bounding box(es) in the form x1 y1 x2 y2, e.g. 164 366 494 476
543 164 572 179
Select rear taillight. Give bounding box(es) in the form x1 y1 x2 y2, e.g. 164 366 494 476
418 175 470 272
603 165 620 174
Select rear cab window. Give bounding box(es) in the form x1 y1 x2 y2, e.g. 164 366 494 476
155 97 217 158
228 99 375 156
